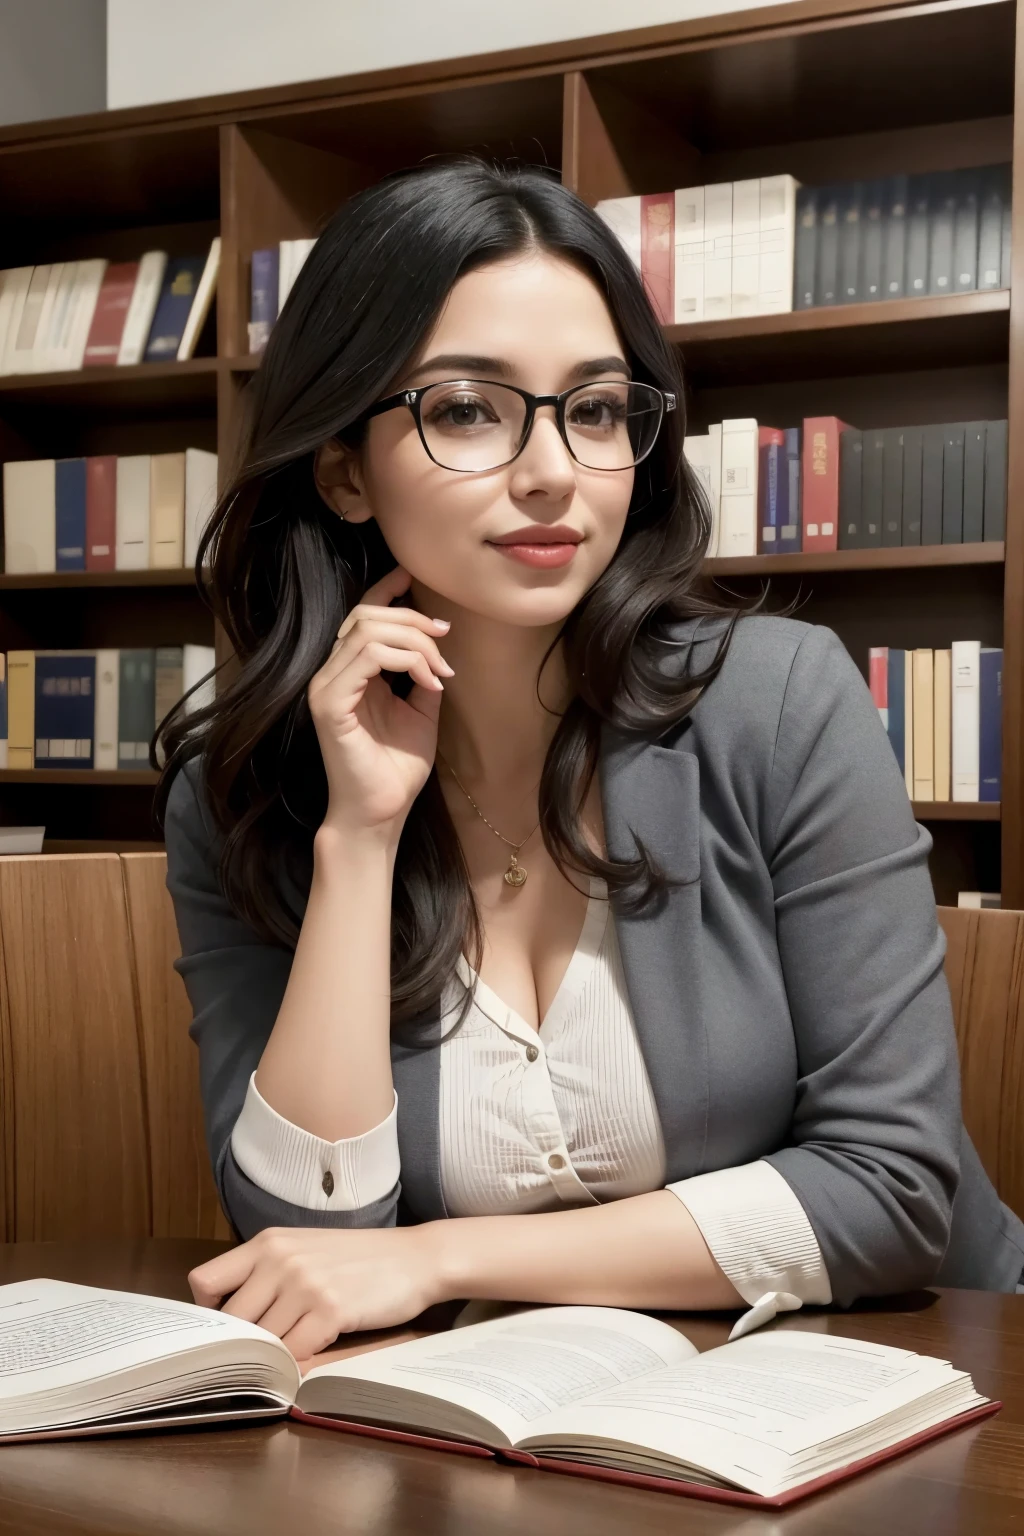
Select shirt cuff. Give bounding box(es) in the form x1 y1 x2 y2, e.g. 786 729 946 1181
666 1159 832 1339
230 1073 400 1211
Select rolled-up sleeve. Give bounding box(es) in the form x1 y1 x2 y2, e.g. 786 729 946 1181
761 625 960 1304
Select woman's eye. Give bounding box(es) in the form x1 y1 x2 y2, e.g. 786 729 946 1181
428 395 497 429
568 396 623 430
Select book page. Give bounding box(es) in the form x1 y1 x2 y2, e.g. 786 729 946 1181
299 1305 696 1446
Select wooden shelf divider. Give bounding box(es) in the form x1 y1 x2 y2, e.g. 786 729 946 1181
704 543 1005 577
0 770 159 787
912 802 1001 822
0 570 203 590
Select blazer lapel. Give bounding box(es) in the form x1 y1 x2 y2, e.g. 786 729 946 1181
392 1014 448 1222
598 724 709 1182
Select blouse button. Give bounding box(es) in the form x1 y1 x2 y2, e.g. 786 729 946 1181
547 1152 566 1170
322 1170 335 1197
525 1044 539 1062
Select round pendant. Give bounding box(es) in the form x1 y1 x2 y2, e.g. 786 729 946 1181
504 863 528 888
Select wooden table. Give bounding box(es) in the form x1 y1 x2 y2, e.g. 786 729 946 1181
0 1241 1022 1535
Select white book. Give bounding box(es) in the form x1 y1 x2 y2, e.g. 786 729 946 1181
5 264 54 376
277 237 318 312
177 238 220 361
64 259 108 371
730 179 761 317
183 644 217 712
957 891 1001 909
115 455 151 570
703 183 734 321
595 197 642 273
184 448 218 568
904 650 914 799
94 649 120 771
683 433 715 549
3 459 56 573
718 419 758 556
0 827 45 854
673 186 705 322
707 422 723 556
118 251 168 365
28 263 65 372
0 267 33 375
39 261 81 371
758 174 799 315
951 640 981 801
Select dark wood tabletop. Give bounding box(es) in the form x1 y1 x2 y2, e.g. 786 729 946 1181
0 1240 1022 1535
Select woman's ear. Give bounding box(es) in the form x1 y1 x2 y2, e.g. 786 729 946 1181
313 438 374 524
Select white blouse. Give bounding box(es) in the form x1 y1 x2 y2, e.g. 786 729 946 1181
232 878 832 1337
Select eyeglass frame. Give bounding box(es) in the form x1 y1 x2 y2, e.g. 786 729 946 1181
358 378 677 474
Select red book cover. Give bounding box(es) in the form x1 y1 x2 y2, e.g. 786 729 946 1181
82 262 139 367
869 647 889 717
801 416 851 552
640 192 674 325
85 455 117 570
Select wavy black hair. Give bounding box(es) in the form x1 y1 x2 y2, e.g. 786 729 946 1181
156 157 766 1026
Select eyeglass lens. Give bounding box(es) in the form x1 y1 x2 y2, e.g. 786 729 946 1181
417 381 663 472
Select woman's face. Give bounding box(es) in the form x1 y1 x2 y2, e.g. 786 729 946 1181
317 252 636 627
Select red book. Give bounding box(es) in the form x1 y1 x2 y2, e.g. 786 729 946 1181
869 646 889 723
85 456 117 570
640 192 674 325
82 262 139 367
801 416 852 552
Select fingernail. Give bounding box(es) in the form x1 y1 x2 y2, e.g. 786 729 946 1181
440 663 456 676
434 677 445 691
433 618 451 630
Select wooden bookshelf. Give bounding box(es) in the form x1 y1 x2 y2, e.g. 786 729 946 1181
0 0 1020 902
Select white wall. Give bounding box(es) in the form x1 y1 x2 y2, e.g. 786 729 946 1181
0 0 105 126
108 0 790 110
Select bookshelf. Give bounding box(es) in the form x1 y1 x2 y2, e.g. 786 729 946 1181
0 0 1020 904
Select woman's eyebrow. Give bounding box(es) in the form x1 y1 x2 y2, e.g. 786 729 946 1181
402 353 632 384
569 356 631 381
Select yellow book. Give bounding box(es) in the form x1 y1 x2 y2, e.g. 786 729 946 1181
904 650 914 799
7 651 35 769
934 649 952 801
149 453 185 568
912 649 934 801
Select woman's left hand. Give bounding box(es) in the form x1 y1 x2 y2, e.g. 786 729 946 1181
187 1224 446 1360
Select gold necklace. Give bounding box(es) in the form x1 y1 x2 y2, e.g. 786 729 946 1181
436 751 539 889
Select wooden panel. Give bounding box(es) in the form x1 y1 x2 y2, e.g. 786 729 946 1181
562 71 699 204
0 855 150 1240
121 854 230 1240
938 906 1024 1220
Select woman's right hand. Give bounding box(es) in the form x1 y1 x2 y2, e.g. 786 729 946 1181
308 565 454 841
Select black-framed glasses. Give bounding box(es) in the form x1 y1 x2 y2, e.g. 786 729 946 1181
360 379 675 473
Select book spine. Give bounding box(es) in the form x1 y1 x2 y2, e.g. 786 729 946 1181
869 646 889 729
3 458 56 573
934 648 952 801
30 263 65 372
54 458 87 571
719 419 758 556
177 238 221 361
6 650 35 768
40 262 79 370
912 649 934 801
596 197 642 272
640 193 674 325
34 652 96 767
904 174 931 297
952 168 980 292
0 655 6 768
707 423 723 556
115 455 152 570
703 183 734 321
184 448 219 568
117 251 168 365
942 424 965 543
155 646 185 730
8 265 52 375
887 649 906 774
962 423 986 543
0 267 33 375
838 182 864 303
149 453 186 567
920 424 945 544
782 427 801 550
861 179 885 301
144 256 204 362
838 428 864 549
814 186 840 305
882 174 909 299
802 418 846 551
117 649 156 768
82 262 139 367
951 640 981 800
85 455 117 570
730 179 760 317
979 648 1002 803
757 428 785 552
182 644 217 712
881 428 904 547
248 248 280 354
977 167 1005 291
860 429 884 548
65 259 108 370
793 186 817 309
1001 170 1012 287
683 434 714 542
94 648 120 771
756 174 796 314
927 172 957 295
984 420 1007 541
904 649 915 797
901 426 923 545
673 187 705 322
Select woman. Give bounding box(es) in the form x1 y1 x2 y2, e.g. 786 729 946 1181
162 160 1023 1363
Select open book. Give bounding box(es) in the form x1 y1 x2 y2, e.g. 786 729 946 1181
0 1282 995 1507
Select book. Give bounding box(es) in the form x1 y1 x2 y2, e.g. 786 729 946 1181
674 185 705 322
861 179 885 300
984 420 1007 541
957 891 1001 909
278 237 317 311
1000 170 1012 286
904 649 915 797
177 237 221 361
4 265 53 375
6 650 35 768
838 428 863 548
730 179 760 317
117 251 168 365
703 183 733 320
85 455 117 571
781 428 801 549
881 428 904 547
149 453 186 567
952 640 981 801
801 416 849 552
154 646 185 735
934 648 952 801
184 448 218 568
33 652 96 769
718 419 758 556
793 186 817 308
927 172 957 295
860 429 884 548
977 167 1005 290
0 827 45 854
28 263 66 372
640 193 674 324
904 175 931 296
757 427 785 552
707 423 723 555
54 458 87 572
0 655 6 768
962 423 986 543
82 262 139 367
838 182 864 302
0 267 33 374
757 174 797 314
901 425 924 544
117 649 156 768
882 174 909 298
912 649 935 800
596 197 641 272
869 646 889 729
952 168 980 292
0 1285 994 1508
63 259 108 371
979 647 1002 803
814 186 840 305
94 649 120 772
920 424 945 544
3 458 56 573
942 424 965 544
183 643 217 712
248 247 280 352
143 256 207 362
887 649 906 774
115 455 151 570
683 433 716 547
38 262 80 371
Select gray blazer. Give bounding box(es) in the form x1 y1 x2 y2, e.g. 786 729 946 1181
166 613 1024 1302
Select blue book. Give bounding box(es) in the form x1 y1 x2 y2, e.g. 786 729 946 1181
34 652 96 769
55 458 87 571
248 247 279 353
781 428 802 551
143 256 207 362
0 654 7 768
758 435 784 553
979 647 1003 802
886 649 906 774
